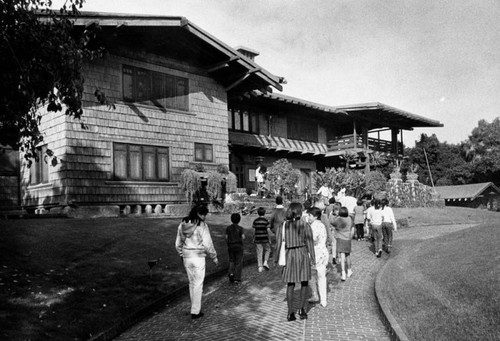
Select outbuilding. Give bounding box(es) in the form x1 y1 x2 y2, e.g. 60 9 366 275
435 182 500 210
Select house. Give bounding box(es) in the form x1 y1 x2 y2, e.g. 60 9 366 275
227 78 443 193
435 182 500 210
1 12 443 216
9 12 283 215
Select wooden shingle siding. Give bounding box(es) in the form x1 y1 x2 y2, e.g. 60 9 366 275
21 52 229 208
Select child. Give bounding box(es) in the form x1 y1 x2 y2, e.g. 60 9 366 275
332 206 353 281
353 199 365 241
307 207 329 307
366 199 383 257
381 198 397 253
225 213 245 284
252 207 271 272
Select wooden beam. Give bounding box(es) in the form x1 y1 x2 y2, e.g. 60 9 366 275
207 56 239 73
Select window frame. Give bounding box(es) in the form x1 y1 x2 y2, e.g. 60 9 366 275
113 142 170 182
122 64 189 111
30 145 49 185
228 108 259 134
194 143 214 163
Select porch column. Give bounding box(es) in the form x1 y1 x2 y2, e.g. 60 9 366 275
353 120 357 148
391 128 399 155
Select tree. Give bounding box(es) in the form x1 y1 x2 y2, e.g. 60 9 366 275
466 117 500 184
0 0 106 164
267 159 301 198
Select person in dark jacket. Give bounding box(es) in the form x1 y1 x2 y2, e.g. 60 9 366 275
225 213 245 284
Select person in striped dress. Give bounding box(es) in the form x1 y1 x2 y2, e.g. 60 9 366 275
274 202 316 321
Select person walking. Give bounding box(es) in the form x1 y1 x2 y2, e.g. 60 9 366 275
306 207 329 307
225 213 245 284
175 205 218 319
366 199 384 257
270 196 287 234
252 207 272 272
353 199 366 241
274 202 316 321
332 207 354 281
381 198 397 253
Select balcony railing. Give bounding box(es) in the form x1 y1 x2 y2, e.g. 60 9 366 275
327 134 402 154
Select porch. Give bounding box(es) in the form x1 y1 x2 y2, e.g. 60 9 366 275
326 133 403 157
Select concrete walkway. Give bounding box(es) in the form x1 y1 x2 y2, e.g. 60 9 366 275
115 238 393 341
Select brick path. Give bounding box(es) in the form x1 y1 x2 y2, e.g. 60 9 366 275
115 238 392 341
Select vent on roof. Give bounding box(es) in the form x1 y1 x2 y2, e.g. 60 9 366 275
235 46 260 61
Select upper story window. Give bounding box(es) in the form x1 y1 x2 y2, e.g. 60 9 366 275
288 117 318 142
30 145 49 185
194 143 213 162
122 65 189 111
113 143 170 181
228 108 259 134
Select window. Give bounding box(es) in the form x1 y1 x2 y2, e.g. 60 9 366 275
30 145 49 185
228 108 259 134
194 143 213 162
122 65 188 111
113 143 169 181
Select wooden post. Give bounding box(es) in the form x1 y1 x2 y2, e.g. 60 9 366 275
391 128 398 155
353 120 357 148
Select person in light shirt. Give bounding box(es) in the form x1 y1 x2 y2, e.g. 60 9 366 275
381 198 397 253
365 199 384 257
316 184 333 205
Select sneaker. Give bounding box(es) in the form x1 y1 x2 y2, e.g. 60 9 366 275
347 269 353 278
287 312 296 321
263 263 270 271
341 271 346 281
191 312 204 319
258 266 264 273
298 308 308 320
377 250 382 258
228 274 235 283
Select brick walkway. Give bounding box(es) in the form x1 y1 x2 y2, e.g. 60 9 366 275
115 238 392 341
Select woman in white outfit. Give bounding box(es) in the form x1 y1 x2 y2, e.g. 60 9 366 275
175 205 218 319
307 207 329 307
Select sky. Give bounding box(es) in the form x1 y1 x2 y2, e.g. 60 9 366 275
63 0 500 147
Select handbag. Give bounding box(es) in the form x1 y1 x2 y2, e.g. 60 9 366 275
278 221 286 266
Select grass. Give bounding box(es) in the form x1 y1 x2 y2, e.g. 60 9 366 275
0 213 260 341
382 220 500 340
0 206 498 340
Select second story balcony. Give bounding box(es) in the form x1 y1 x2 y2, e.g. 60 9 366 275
326 133 403 157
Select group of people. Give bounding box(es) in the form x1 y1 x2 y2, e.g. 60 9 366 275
174 191 397 321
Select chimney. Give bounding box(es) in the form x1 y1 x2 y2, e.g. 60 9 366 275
235 46 260 61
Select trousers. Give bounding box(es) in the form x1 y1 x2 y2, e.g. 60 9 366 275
256 242 271 267
183 257 205 314
372 224 383 252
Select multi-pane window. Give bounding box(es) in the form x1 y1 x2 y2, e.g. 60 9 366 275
30 145 49 185
122 65 189 111
194 143 213 162
113 143 169 181
228 108 259 134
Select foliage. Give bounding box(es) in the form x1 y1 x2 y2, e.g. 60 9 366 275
364 171 387 197
180 169 201 205
267 159 301 198
225 171 237 194
192 163 205 172
0 0 106 164
206 171 225 200
216 164 229 174
313 168 368 198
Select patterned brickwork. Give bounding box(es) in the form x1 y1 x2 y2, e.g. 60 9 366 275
115 240 392 341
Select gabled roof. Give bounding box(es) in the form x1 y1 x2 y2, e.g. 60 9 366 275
334 102 443 130
48 12 284 96
435 182 500 200
233 93 443 130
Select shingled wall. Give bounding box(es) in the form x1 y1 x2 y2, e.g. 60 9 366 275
20 52 229 211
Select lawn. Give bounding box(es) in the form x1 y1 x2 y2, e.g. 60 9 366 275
382 220 500 340
0 213 260 341
0 206 498 340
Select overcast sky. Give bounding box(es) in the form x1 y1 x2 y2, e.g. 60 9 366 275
68 0 500 147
